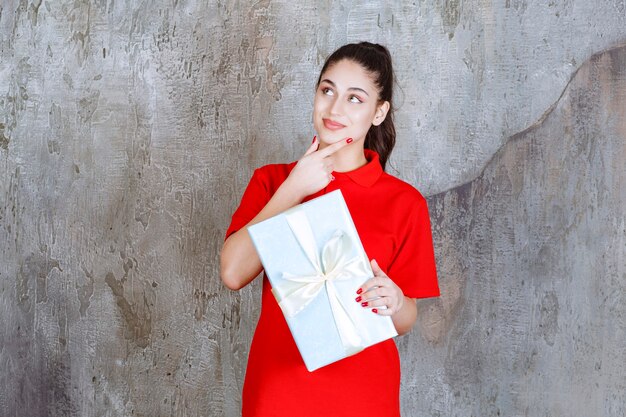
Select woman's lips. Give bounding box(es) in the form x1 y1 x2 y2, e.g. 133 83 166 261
323 118 346 130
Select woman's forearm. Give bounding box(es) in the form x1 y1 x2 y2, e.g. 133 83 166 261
221 138 356 291
391 296 417 335
220 180 304 290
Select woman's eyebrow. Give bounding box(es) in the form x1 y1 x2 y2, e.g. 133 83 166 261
320 79 369 97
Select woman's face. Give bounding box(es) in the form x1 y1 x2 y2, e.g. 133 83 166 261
313 59 388 145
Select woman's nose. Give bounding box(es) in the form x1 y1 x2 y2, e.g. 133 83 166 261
329 96 343 116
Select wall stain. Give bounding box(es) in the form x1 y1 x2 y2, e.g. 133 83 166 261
0 122 8 150
193 288 218 321
28 0 42 27
17 252 62 308
76 265 94 317
105 272 152 348
221 294 241 330
439 0 461 40
1 57 31 149
62 73 73 89
64 1 92 66
537 291 559 346
77 90 100 124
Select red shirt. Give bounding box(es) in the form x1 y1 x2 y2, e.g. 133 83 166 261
225 149 439 417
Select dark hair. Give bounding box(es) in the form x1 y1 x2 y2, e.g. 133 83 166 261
316 42 396 171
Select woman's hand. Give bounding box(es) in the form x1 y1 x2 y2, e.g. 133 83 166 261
282 136 353 200
355 259 418 335
356 259 404 315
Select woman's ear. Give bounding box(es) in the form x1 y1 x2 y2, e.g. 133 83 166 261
372 101 390 126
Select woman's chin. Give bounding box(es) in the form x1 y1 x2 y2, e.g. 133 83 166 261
317 132 350 145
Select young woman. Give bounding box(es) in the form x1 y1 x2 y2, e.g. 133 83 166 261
220 42 440 417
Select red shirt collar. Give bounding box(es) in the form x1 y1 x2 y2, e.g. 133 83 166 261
332 148 383 187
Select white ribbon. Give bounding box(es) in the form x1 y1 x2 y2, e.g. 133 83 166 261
271 208 371 356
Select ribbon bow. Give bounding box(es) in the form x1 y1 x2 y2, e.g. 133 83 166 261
271 208 371 355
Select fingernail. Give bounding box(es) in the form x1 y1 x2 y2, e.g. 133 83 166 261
372 309 378 314
355 296 362 302
312 135 317 143
346 137 353 143
356 288 363 294
361 302 368 307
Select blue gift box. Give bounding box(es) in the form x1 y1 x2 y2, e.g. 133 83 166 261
247 189 398 371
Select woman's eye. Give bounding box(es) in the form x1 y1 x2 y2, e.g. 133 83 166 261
349 95 362 103
322 87 333 95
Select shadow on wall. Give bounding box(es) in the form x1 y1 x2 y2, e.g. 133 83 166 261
408 43 626 415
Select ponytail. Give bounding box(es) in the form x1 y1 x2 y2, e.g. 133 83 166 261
365 111 395 171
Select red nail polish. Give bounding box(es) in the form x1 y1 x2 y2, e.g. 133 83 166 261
346 137 353 143
372 309 378 314
356 288 363 294
361 301 368 307
312 135 317 143
355 296 362 302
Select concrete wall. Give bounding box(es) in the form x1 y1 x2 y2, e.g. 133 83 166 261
407 45 626 417
1 1 624 416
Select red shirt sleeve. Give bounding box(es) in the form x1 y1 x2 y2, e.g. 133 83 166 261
224 168 272 241
387 195 440 299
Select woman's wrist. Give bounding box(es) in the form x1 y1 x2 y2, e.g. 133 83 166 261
276 177 306 205
391 296 417 335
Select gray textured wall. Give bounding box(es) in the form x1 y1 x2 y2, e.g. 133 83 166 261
1 1 624 416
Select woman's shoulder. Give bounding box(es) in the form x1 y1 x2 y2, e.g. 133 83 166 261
378 171 428 208
249 161 297 193
253 160 297 179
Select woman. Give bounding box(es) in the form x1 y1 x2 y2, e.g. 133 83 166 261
220 42 440 417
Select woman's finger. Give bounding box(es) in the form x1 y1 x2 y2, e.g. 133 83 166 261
370 259 386 277
302 135 319 157
365 296 393 309
356 276 386 296
318 136 354 158
371 306 394 316
360 297 399 315
357 293 391 308
359 286 392 302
